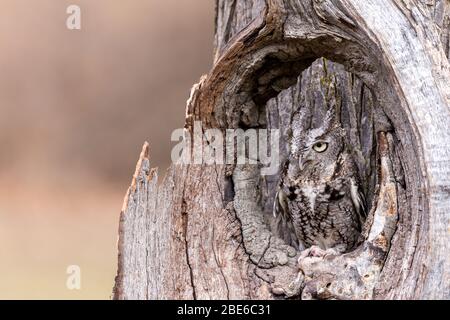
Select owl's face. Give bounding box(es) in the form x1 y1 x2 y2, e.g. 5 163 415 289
288 126 344 183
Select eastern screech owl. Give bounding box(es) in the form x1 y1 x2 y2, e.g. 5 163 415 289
274 107 366 254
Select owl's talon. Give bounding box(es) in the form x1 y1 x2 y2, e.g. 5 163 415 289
323 248 339 258
298 245 325 262
298 246 339 265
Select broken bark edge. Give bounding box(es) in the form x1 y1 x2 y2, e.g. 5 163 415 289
113 142 157 300
120 142 151 213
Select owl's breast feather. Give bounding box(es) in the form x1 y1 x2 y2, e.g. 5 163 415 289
300 184 318 213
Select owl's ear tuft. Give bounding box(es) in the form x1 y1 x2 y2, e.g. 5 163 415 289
323 102 342 131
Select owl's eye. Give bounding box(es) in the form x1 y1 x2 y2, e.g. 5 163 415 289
313 142 328 153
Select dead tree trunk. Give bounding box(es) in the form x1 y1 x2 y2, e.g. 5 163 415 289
113 0 450 300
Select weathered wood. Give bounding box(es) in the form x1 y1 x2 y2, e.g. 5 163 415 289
113 0 450 300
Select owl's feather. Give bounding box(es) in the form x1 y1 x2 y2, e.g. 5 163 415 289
273 189 300 249
350 178 367 225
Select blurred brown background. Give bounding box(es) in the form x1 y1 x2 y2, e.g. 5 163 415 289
0 0 213 299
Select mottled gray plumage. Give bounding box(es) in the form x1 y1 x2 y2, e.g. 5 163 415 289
274 106 366 254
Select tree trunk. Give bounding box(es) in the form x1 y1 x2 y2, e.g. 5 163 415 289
113 0 450 300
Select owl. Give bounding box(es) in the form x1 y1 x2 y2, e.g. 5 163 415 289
274 106 366 255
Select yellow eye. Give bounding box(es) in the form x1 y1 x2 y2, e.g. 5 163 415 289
313 142 328 153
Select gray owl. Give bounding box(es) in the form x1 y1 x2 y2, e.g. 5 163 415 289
274 106 366 255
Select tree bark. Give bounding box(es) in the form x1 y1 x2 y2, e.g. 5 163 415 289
113 0 450 300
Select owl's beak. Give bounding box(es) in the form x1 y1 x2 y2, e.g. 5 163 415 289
299 157 311 171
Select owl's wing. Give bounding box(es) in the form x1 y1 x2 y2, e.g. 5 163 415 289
273 188 299 249
350 178 367 225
